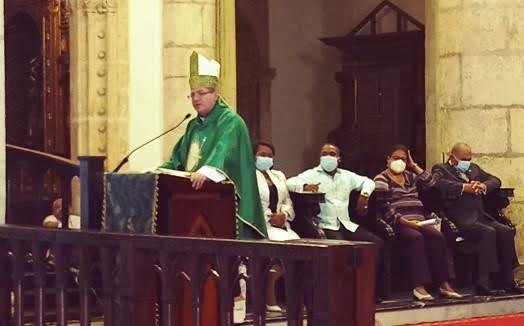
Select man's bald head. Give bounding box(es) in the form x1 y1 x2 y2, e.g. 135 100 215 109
451 143 471 155
450 142 472 163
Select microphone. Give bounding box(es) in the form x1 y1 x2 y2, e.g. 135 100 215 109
112 113 192 172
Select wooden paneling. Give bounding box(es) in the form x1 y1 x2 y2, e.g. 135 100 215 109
5 0 71 157
5 0 72 209
323 31 425 177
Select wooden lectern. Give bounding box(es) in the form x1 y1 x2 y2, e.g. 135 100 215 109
156 173 236 238
160 173 236 326
117 172 236 326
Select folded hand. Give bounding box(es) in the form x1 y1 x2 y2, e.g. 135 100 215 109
269 213 286 228
190 172 208 190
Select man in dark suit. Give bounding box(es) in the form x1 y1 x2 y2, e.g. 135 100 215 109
432 142 521 295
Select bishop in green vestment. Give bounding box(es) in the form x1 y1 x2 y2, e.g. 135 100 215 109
160 52 267 240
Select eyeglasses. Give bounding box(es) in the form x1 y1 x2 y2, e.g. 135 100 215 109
187 90 214 99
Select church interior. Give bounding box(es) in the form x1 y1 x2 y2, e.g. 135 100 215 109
1 0 524 325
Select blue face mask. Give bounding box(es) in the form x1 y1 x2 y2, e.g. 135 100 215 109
255 156 273 171
456 159 471 173
320 155 338 172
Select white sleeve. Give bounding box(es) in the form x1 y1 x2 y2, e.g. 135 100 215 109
286 169 315 192
196 165 226 183
350 172 376 195
276 172 295 221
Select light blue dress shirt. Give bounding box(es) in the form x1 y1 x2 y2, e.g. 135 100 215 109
287 165 375 232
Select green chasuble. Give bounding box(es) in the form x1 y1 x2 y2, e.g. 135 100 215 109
161 98 268 240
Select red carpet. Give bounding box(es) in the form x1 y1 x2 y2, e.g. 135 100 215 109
411 313 524 325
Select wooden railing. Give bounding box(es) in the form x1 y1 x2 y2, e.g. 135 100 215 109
6 144 105 229
0 225 373 326
4 145 377 325
6 144 80 227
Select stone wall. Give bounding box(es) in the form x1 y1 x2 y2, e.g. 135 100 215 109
162 0 235 163
426 0 524 260
69 0 234 170
162 0 218 161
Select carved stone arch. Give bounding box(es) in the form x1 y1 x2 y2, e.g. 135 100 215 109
4 12 43 150
235 6 261 142
235 0 274 143
4 2 42 32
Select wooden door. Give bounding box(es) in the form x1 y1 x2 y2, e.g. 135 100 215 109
235 0 272 143
5 0 71 224
5 0 71 157
349 63 418 176
321 0 426 177
326 31 425 177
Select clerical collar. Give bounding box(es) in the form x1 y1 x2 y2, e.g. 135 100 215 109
199 116 206 122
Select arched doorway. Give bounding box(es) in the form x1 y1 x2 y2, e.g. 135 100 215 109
4 0 71 157
5 12 43 150
235 0 274 144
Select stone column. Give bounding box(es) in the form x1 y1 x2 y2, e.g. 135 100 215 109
216 0 237 107
128 0 164 171
426 0 524 260
70 0 129 170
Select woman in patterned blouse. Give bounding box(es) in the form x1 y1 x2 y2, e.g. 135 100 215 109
373 144 462 301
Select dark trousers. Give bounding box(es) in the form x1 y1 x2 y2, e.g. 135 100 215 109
323 225 384 253
323 225 384 291
394 224 450 288
462 219 518 287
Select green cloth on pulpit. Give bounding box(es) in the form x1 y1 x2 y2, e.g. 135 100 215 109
160 98 267 240
103 173 158 234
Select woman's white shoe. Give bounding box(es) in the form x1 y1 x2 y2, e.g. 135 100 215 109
413 288 435 301
439 288 463 299
266 304 282 312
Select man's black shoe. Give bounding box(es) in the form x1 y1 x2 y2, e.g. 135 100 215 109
475 285 505 296
504 283 524 294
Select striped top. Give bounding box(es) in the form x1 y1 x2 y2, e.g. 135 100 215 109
373 170 436 224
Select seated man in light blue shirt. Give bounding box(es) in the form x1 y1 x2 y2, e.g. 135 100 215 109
287 143 383 245
287 143 384 274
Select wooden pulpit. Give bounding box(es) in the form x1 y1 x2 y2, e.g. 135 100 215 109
158 173 236 326
105 172 236 326
156 172 236 238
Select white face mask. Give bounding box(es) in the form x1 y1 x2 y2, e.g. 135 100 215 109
390 159 406 174
320 155 338 172
255 156 273 171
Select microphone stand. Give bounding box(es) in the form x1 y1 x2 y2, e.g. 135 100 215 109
112 113 192 173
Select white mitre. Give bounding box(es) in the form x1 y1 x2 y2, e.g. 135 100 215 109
189 51 220 89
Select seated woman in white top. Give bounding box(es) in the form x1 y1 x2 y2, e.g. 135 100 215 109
255 141 299 241
254 141 299 312
43 198 81 229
